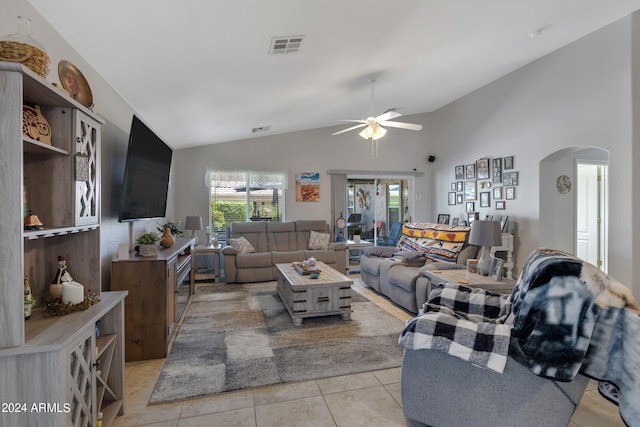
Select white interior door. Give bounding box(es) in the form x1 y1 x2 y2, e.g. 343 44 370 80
576 162 607 271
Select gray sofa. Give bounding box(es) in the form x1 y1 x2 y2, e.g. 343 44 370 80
222 220 346 283
360 222 477 312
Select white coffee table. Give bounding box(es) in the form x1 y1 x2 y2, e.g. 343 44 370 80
276 261 353 326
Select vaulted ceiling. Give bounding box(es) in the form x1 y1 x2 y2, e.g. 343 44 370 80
28 0 640 149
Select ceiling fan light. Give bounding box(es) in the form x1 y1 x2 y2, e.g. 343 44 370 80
359 123 386 140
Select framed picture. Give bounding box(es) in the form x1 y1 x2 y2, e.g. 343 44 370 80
455 165 465 180
465 163 476 179
456 181 464 192
466 202 475 212
504 156 514 170
505 187 515 200
489 257 504 281
503 171 519 186
464 180 477 201
448 192 456 205
437 214 450 225
480 191 490 208
493 186 503 200
467 211 479 224
451 218 459 226
492 158 502 184
476 158 490 180
451 182 456 191
496 201 506 210
499 215 509 232
460 220 468 226
485 214 493 221
456 193 463 204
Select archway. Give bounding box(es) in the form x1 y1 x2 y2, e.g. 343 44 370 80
539 146 609 270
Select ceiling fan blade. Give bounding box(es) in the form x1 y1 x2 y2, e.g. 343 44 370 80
375 110 402 122
332 123 367 135
379 120 423 131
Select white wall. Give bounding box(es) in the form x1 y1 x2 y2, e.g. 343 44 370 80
172 116 435 231
428 17 635 291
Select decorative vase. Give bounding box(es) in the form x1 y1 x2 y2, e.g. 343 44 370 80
160 227 175 248
0 16 50 78
353 235 361 243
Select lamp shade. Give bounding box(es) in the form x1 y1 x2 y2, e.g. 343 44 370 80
184 216 203 231
469 220 502 247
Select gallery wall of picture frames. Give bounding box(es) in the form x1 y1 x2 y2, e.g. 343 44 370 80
444 155 518 226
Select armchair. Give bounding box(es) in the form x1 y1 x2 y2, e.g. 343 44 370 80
399 248 640 427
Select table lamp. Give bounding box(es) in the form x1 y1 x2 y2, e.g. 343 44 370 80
469 220 502 276
185 215 203 245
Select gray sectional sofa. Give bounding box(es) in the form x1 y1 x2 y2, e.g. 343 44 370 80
360 222 477 312
222 220 346 283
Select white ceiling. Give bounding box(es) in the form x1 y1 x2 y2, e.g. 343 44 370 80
28 0 640 149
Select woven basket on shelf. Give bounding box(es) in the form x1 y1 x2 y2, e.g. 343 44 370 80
0 40 50 78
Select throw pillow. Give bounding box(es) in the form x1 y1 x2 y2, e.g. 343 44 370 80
228 236 255 254
308 230 330 250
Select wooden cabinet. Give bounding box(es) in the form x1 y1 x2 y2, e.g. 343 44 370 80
111 238 195 361
0 62 125 426
0 292 127 427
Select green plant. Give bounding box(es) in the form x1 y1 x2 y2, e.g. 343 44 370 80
354 226 362 235
157 221 183 235
136 231 160 245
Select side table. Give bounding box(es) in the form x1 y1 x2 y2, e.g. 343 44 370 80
420 268 516 296
194 244 221 283
344 239 374 274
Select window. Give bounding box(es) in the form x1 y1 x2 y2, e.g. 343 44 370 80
208 170 286 231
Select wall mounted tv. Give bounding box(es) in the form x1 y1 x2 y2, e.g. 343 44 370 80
118 115 173 222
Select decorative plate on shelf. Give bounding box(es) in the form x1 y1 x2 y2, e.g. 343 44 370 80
58 60 93 109
556 175 572 194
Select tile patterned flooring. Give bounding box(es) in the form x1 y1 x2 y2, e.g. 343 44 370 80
113 280 625 427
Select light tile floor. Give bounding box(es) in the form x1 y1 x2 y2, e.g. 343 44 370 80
113 279 625 427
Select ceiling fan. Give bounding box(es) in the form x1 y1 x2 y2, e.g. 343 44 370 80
332 78 423 157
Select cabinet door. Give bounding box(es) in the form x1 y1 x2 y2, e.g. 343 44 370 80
66 328 96 427
166 259 177 342
74 110 100 226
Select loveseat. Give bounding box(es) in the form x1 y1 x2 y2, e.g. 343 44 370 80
360 222 477 312
222 220 346 283
399 248 640 427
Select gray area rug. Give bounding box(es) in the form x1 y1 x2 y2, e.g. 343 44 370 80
149 281 405 404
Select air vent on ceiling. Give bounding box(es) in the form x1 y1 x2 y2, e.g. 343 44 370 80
269 35 305 55
252 126 271 133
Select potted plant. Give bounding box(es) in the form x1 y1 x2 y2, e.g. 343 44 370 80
136 231 160 256
353 226 362 242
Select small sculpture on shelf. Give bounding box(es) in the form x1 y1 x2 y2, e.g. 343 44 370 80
24 275 36 320
50 255 73 298
160 226 175 248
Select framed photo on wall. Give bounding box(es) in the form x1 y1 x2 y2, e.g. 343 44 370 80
505 187 516 200
480 191 490 208
467 211 479 224
476 158 490 180
465 164 476 179
496 201 506 210
448 192 456 205
456 181 464 192
466 202 475 212
464 180 477 201
456 193 463 204
493 186 503 200
455 165 465 180
503 171 519 186
504 156 514 170
492 158 502 184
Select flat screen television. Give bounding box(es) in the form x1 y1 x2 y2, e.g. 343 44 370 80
118 115 173 222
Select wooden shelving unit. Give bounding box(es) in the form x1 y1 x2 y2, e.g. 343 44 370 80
0 62 125 426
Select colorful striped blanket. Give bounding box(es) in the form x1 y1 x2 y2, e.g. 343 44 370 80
395 222 470 263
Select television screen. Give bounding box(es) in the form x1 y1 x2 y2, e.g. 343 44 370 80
118 115 173 222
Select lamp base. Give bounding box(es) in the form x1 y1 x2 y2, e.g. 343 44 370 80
477 245 492 276
191 231 198 246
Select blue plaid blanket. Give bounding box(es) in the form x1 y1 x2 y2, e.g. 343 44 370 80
399 282 512 373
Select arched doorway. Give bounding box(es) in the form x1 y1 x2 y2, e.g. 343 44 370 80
539 146 609 271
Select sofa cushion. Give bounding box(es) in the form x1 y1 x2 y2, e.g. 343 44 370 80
272 250 305 265
295 220 330 248
362 246 396 257
236 252 272 268
267 222 297 252
229 222 268 252
396 222 470 264
308 230 330 250
228 236 255 254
